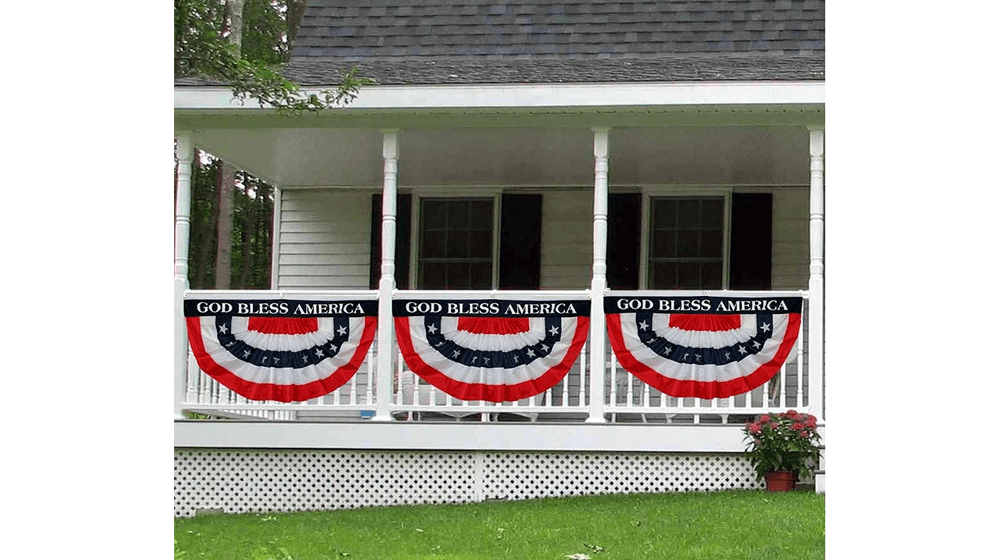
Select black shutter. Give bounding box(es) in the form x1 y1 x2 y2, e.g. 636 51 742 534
607 193 642 290
728 193 772 290
498 193 542 289
369 193 412 289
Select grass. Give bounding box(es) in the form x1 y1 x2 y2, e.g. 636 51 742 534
175 490 824 560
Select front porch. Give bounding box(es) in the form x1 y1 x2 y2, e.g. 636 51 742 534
174 87 826 514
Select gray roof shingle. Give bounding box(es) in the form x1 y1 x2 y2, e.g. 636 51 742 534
179 1 825 87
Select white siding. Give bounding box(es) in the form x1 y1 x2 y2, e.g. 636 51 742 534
276 189 372 289
771 188 809 290
539 190 593 289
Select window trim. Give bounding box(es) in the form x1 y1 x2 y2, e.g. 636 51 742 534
638 187 732 290
409 190 502 290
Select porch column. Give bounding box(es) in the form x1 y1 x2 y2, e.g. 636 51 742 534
269 185 282 289
372 130 399 422
174 132 194 419
807 127 824 421
586 127 610 423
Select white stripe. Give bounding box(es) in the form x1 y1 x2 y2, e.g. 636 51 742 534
406 316 578 386
230 317 336 352
619 313 791 383
649 314 757 349
438 316 546 351
199 316 366 386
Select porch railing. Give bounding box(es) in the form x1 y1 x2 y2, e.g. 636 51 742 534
179 289 812 423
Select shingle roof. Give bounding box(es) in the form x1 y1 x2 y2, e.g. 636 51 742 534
284 0 824 85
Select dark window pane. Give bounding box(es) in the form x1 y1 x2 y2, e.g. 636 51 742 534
446 200 470 229
447 262 470 289
700 229 723 258
651 229 676 258
423 200 447 229
653 199 677 228
470 230 492 258
447 231 470 258
469 199 493 229
676 263 701 288
702 262 723 289
422 230 447 259
422 262 447 289
650 262 676 289
677 230 700 258
470 263 493 289
702 198 724 226
677 199 701 228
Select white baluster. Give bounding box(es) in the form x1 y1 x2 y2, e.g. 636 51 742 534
365 345 375 405
797 316 805 408
578 342 587 407
561 369 569 408
186 351 199 404
625 367 634 406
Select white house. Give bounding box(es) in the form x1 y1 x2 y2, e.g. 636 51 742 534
173 0 825 516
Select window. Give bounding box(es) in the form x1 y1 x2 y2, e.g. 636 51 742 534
646 196 726 289
417 197 495 289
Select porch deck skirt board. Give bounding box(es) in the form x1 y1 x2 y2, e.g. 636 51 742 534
174 448 764 518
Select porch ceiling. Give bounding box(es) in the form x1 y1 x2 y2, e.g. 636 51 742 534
186 121 813 188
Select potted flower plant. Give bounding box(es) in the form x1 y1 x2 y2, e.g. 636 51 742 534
742 410 822 491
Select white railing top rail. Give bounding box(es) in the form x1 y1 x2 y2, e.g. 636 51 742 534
606 289 808 298
393 289 590 300
185 289 378 300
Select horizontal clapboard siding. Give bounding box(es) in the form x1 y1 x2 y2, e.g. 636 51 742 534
771 188 809 290
540 190 593 289
276 189 372 289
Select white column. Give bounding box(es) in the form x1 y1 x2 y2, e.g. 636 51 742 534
269 185 282 289
174 133 194 419
807 127 824 422
372 130 399 422
586 127 610 423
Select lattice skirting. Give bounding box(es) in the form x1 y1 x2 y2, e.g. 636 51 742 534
174 449 765 517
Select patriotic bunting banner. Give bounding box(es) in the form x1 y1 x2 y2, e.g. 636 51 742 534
185 299 377 402
394 299 591 402
605 295 802 400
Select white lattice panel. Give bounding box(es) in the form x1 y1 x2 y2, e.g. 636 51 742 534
175 449 764 517
483 452 762 500
174 450 478 517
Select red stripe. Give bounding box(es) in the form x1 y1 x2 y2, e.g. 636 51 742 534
187 316 377 403
607 313 801 400
456 316 530 334
667 314 741 331
395 316 589 403
247 316 318 334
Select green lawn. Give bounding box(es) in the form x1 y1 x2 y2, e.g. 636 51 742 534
175 490 824 560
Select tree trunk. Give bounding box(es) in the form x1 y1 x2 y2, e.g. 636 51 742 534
214 0 246 290
286 0 307 53
215 162 235 289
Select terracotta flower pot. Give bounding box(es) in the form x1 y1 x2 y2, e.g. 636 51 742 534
764 471 797 492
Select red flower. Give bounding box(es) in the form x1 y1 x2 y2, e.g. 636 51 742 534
759 414 771 422
769 422 779 430
791 422 805 431
805 417 817 428
786 410 801 420
799 431 810 438
748 423 762 434
753 439 762 446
